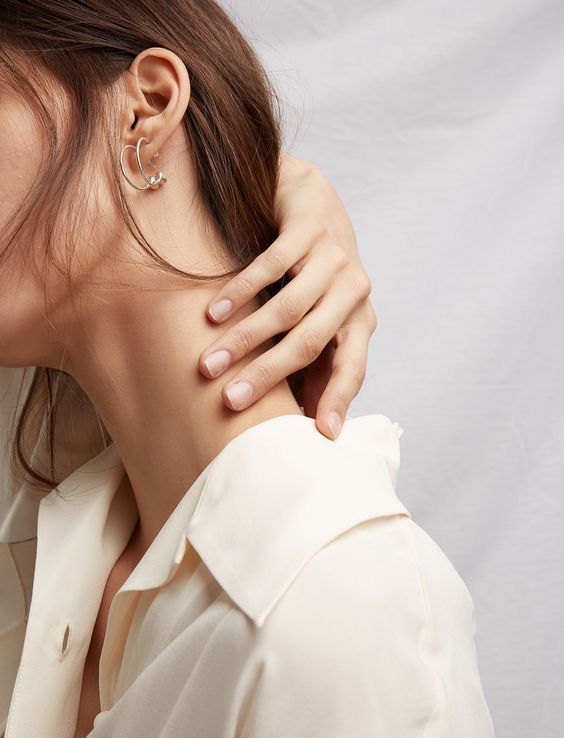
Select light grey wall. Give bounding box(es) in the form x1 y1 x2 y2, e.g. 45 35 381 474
224 1 564 736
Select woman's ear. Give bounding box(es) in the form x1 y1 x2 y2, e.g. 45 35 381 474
122 47 190 161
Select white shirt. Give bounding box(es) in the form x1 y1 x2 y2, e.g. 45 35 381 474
0 410 495 737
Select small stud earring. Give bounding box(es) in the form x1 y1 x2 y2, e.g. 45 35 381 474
119 137 167 191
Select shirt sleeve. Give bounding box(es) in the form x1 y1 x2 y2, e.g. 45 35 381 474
237 515 496 738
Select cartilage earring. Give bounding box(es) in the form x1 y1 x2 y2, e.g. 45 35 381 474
119 136 168 191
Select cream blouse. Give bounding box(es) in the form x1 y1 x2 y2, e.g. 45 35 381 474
0 408 496 737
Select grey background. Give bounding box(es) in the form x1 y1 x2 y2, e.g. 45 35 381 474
224 1 564 736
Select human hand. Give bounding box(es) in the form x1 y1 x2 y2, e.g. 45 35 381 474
198 154 377 440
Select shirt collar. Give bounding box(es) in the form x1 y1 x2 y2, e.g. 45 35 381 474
4 412 410 630
184 412 409 627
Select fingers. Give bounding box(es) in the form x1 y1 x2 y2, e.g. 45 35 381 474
205 229 314 324
313 312 373 440
218 278 367 414
199 253 342 380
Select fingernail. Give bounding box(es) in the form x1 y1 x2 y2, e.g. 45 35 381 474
208 298 233 322
226 380 253 410
203 349 231 377
327 411 342 438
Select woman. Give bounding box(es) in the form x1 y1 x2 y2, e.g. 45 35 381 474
0 1 495 737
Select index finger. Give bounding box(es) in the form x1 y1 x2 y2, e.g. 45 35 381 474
206 231 307 323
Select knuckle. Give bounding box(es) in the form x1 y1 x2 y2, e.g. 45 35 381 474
329 385 351 409
253 362 276 391
301 213 327 242
365 300 378 332
261 248 287 278
358 272 373 298
276 294 303 326
231 272 256 300
332 325 347 347
297 328 324 364
353 365 367 388
332 248 349 271
341 372 364 401
335 360 365 392
332 360 364 395
304 159 322 178
232 324 256 354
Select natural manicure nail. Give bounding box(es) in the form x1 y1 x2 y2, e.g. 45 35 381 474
203 349 231 377
208 298 233 322
328 411 342 438
226 380 253 410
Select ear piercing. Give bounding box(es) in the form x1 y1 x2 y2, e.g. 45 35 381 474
119 136 168 191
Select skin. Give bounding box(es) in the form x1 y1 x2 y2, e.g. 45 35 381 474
0 47 376 559
200 154 377 439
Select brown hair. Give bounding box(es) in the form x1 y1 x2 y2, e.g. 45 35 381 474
0 0 301 496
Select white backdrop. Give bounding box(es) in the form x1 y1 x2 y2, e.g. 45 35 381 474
223 1 564 736
0 2 561 737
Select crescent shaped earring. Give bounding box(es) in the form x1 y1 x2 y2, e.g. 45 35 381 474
119 136 168 191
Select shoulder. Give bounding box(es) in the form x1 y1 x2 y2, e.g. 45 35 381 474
237 515 494 738
260 513 476 645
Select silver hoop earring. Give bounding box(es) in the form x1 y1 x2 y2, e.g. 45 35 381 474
119 136 168 191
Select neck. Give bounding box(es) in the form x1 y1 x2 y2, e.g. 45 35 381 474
62 284 302 555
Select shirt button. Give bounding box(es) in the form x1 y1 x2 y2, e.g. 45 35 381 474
94 711 107 725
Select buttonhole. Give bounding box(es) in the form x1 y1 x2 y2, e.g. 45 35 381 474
60 623 72 659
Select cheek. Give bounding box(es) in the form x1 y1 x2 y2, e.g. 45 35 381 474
0 95 55 367
0 94 43 230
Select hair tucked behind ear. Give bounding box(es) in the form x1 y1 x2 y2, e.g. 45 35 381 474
0 0 303 495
